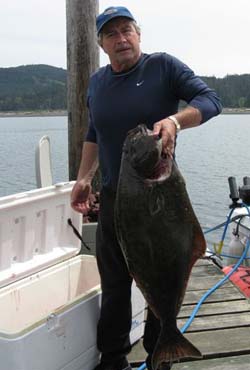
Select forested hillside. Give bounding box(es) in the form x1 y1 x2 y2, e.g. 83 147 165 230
201 74 250 108
0 65 67 111
0 64 249 111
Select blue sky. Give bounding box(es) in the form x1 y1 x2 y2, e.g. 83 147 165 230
1 0 249 77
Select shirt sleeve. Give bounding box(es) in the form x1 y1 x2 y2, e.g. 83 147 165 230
167 54 222 123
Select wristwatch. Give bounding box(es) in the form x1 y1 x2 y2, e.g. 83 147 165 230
168 115 181 134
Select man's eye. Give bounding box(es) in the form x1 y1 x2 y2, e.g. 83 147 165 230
123 28 132 34
106 32 115 38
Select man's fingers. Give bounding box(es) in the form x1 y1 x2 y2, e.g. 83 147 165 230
71 201 90 215
152 122 162 136
158 124 174 154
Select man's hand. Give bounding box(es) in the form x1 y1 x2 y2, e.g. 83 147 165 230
153 118 177 156
71 179 92 214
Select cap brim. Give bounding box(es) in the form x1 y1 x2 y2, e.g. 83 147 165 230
97 14 135 34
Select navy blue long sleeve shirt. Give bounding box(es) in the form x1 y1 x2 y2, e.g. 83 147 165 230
86 52 222 190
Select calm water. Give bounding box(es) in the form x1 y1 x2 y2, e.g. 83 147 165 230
0 114 250 243
0 116 68 196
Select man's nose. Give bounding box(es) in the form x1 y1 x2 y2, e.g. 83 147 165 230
116 31 127 43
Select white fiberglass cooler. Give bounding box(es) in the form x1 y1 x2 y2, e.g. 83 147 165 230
0 182 145 370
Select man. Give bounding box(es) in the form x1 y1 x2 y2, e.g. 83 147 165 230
71 6 222 370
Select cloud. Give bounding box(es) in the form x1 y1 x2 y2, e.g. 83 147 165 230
1 0 250 77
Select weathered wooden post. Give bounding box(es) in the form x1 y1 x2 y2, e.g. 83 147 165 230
66 0 99 181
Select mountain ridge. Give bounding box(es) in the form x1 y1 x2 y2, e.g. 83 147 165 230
0 64 250 111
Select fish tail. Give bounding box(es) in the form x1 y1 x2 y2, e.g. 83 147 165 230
151 324 202 370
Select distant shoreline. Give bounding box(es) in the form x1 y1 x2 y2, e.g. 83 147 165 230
0 108 250 118
0 110 67 118
221 108 250 114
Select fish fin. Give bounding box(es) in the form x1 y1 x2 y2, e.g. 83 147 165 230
151 325 202 370
189 227 207 269
194 225 207 257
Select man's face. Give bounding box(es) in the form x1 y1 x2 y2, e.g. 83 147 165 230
100 17 141 72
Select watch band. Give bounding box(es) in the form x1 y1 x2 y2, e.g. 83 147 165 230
168 115 181 134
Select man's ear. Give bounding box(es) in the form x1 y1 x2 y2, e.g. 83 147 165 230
97 35 103 49
100 43 108 55
137 31 141 43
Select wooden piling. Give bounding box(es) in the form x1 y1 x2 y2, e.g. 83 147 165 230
66 0 99 181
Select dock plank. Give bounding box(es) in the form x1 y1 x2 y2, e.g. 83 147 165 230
183 286 244 304
178 299 250 318
173 354 250 369
193 259 212 267
177 312 250 332
187 275 232 291
191 263 222 276
186 327 250 357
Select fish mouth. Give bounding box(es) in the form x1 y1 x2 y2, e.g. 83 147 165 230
126 125 173 183
145 138 173 184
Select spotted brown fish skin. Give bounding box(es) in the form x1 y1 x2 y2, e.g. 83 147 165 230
115 125 206 369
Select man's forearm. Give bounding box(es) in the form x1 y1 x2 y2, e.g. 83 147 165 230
174 106 202 130
77 141 99 182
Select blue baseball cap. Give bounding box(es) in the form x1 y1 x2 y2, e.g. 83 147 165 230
96 6 136 35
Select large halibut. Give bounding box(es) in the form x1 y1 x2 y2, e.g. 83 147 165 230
115 124 206 369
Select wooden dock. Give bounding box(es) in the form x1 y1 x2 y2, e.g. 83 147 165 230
128 259 250 369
